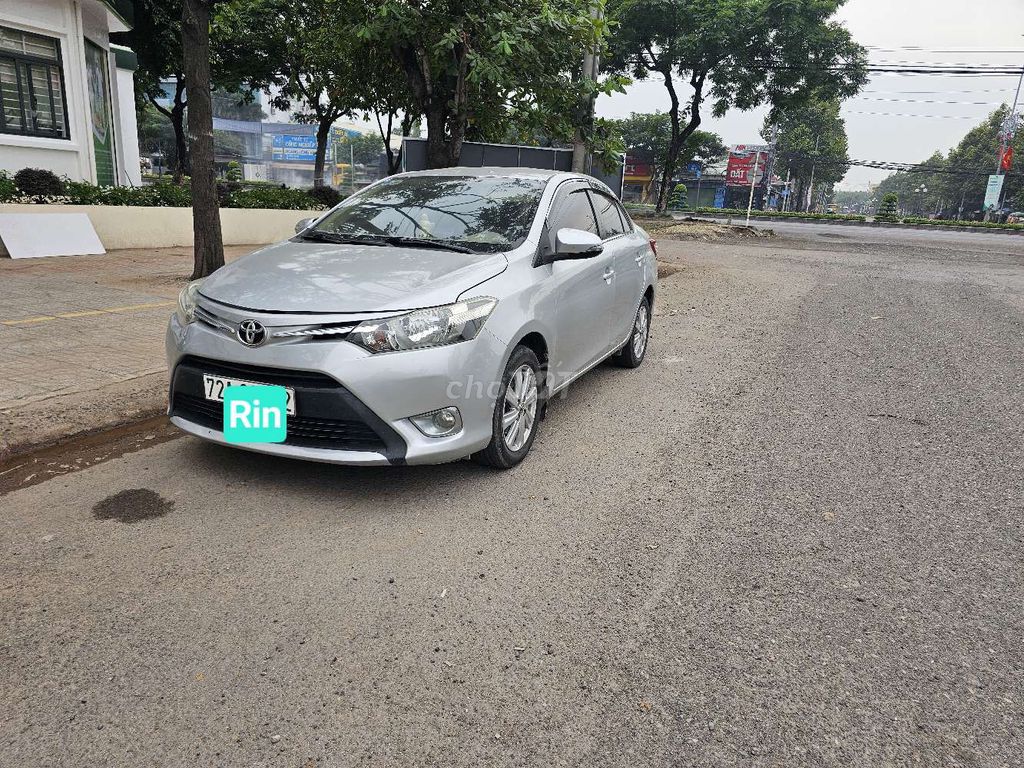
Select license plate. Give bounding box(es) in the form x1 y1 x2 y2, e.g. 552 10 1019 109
202 374 295 415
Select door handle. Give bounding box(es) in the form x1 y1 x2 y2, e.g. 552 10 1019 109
603 268 615 283
634 255 644 265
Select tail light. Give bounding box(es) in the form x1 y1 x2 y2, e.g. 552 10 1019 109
649 238 658 257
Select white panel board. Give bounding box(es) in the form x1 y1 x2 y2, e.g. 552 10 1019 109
0 213 106 259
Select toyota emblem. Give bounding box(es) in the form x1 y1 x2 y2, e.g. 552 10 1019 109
237 319 268 347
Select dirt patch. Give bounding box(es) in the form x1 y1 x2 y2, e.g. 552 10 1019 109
657 261 681 279
92 488 174 524
639 217 774 242
0 416 182 497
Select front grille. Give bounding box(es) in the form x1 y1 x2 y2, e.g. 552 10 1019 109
169 356 406 462
171 393 387 451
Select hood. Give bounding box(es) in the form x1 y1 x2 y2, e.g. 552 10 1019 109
198 240 508 313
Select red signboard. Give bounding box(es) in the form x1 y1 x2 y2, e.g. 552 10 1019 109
726 145 769 187
624 155 654 182
1001 146 1014 172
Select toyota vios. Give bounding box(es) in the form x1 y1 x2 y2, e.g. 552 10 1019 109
167 168 656 468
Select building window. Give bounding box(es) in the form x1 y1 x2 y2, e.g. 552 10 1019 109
0 26 69 140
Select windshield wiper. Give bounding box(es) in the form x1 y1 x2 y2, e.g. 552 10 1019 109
298 230 389 246
382 236 474 254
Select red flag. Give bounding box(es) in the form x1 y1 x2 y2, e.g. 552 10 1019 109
1001 146 1014 172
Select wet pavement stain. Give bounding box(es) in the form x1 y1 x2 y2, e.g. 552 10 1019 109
92 488 174 524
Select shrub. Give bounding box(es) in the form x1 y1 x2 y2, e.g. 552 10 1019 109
224 185 322 210
2 167 322 210
14 167 65 197
876 193 900 222
216 180 243 206
900 217 1024 231
307 185 343 208
0 171 17 202
686 207 866 222
62 181 193 207
225 160 242 182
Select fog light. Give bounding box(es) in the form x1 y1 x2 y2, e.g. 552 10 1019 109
410 407 463 438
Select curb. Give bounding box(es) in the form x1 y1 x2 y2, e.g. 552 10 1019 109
0 371 168 466
674 212 1024 235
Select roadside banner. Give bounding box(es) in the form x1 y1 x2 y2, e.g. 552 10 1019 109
984 174 1005 211
726 145 771 186
1000 146 1014 172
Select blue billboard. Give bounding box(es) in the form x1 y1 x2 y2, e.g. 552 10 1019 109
271 134 317 163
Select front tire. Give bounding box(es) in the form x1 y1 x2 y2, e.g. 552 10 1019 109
472 345 542 469
614 295 651 368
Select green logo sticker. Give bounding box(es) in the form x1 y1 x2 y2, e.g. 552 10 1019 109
223 385 287 443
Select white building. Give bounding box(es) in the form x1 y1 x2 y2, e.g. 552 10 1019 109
0 0 141 186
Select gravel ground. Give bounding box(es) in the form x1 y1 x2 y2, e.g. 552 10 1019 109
1 227 1022 767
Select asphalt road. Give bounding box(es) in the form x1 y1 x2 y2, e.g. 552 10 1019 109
2 226 1023 767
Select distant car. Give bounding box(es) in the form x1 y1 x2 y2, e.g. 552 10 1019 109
166 168 657 469
1007 212 1024 224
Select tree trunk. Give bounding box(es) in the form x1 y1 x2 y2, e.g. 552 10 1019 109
170 97 190 181
424 102 449 169
150 78 189 182
655 74 706 213
182 0 224 279
313 116 332 188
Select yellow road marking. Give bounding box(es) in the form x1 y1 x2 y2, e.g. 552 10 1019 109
1 300 175 326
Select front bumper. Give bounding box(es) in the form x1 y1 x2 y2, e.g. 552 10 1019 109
166 313 506 466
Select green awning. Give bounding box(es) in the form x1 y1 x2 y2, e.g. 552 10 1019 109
100 0 134 29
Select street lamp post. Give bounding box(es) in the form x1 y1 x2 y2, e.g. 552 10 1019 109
915 184 928 217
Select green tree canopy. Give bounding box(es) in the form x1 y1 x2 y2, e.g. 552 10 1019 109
765 96 849 211
113 0 191 178
874 106 1023 219
349 0 615 168
614 111 725 187
605 0 867 211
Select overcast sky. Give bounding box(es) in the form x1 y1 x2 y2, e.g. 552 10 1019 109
596 0 1024 190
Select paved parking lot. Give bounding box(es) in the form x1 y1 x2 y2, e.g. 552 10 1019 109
2 226 1023 766
0 246 258 409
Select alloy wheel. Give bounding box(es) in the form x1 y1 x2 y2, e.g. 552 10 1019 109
502 364 538 452
632 303 649 359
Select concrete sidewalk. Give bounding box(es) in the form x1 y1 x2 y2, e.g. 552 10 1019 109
0 245 264 461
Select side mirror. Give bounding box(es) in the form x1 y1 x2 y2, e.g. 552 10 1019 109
552 228 603 260
294 217 316 234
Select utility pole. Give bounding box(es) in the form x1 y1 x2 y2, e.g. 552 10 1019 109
745 150 761 226
572 2 603 173
994 62 1023 215
763 124 779 210
806 135 820 213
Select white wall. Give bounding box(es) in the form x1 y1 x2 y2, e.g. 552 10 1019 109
0 204 321 254
0 0 136 186
0 0 92 181
115 65 141 185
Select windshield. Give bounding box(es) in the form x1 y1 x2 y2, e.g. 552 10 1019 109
307 175 547 254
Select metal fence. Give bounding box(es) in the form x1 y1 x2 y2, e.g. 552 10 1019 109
400 138 624 198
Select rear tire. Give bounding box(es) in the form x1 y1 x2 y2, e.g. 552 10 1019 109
614 295 651 368
472 345 542 469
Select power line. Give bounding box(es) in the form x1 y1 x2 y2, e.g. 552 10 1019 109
845 110 991 120
855 96 1004 106
862 88 1014 95
777 151 1023 178
867 46 1024 54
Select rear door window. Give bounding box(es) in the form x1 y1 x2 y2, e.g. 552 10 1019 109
589 191 627 239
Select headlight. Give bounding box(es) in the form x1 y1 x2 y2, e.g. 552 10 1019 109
349 297 497 353
175 279 204 325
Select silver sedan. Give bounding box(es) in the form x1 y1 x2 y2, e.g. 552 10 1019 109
166 168 656 468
